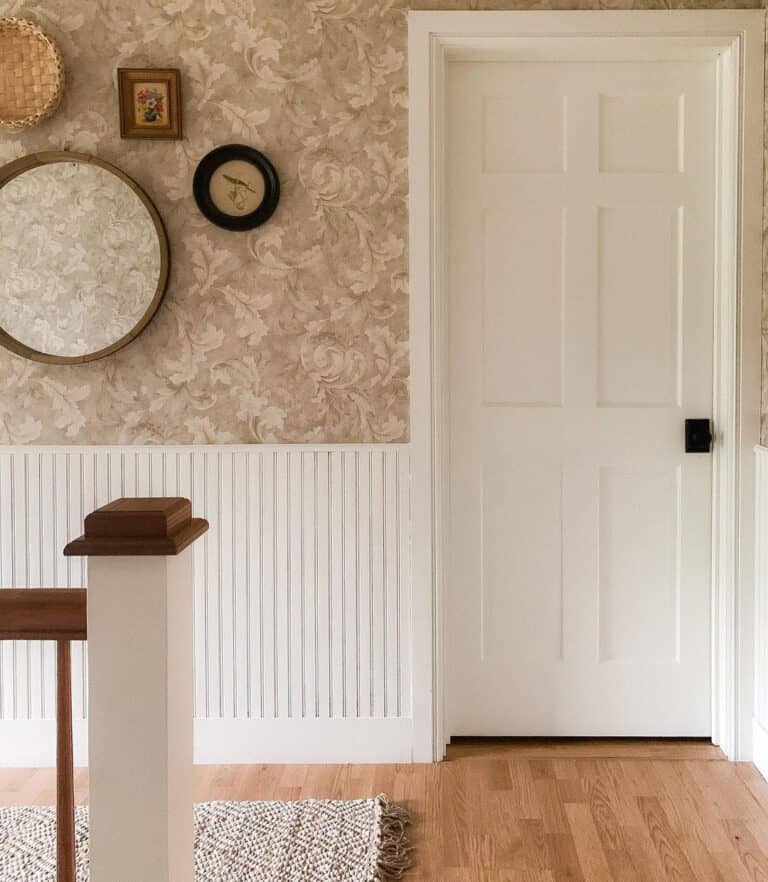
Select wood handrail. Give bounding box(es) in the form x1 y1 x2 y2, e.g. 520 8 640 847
0 589 86 641
0 588 83 882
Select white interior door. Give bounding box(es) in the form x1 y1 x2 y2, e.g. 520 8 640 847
445 57 715 736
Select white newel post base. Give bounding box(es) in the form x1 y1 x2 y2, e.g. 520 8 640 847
88 552 193 882
64 498 208 882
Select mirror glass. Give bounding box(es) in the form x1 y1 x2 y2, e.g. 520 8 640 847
0 155 167 363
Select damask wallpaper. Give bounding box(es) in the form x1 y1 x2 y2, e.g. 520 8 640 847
0 0 410 444
0 0 765 444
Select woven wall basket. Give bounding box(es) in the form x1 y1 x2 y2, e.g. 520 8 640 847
0 18 64 131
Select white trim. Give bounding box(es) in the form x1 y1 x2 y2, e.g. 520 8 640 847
730 16 762 762
754 718 768 782
0 718 414 767
195 718 414 764
0 720 89 767
0 443 409 454
752 445 768 780
409 9 765 761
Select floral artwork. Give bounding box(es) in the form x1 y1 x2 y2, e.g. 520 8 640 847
134 84 166 126
118 68 182 140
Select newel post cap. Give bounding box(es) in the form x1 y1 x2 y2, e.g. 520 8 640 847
64 497 209 556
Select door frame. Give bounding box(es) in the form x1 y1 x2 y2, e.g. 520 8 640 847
408 10 765 762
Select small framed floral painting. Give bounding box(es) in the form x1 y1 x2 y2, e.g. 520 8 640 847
117 68 182 140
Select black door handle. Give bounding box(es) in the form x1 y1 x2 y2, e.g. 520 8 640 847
685 419 713 454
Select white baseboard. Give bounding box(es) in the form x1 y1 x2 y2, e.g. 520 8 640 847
195 718 414 764
0 719 89 767
0 718 414 768
753 718 768 781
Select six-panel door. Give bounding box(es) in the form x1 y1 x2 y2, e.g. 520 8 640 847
446 59 715 736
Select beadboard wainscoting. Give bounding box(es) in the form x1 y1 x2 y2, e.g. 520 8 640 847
0 445 412 766
755 446 768 778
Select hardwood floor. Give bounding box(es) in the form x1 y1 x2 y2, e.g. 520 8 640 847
3 740 768 881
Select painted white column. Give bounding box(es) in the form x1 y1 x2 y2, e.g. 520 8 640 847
65 498 207 882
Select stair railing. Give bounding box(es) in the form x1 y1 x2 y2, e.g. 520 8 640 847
0 587 87 882
2 496 207 882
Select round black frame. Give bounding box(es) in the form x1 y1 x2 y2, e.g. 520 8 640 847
193 144 280 232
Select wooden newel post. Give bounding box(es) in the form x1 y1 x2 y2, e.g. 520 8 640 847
65 498 208 882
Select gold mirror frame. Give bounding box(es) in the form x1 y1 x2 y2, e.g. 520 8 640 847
0 150 170 365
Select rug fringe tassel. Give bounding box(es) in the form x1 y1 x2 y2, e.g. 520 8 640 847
373 795 413 881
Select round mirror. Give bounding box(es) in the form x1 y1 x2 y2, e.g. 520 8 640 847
0 151 169 364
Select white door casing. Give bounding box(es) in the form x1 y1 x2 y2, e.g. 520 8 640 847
445 58 715 737
409 11 764 761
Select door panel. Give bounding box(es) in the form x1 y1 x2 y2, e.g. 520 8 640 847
597 205 681 407
481 463 564 662
483 204 564 405
446 59 715 736
597 466 680 662
599 92 682 173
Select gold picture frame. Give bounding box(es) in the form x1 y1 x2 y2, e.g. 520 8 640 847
117 68 182 140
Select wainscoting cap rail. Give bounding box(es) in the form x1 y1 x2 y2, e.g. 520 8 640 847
63 497 209 556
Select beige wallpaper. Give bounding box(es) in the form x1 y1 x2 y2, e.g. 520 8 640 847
0 0 410 444
0 0 765 444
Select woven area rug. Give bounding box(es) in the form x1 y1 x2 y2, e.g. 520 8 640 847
0 795 411 881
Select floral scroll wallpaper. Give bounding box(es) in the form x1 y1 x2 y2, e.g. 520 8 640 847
0 0 766 444
0 0 410 444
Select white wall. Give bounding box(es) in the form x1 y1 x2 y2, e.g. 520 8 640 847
0 445 413 766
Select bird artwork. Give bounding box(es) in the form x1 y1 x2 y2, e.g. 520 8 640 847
223 174 261 211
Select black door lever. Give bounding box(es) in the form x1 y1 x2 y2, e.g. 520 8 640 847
685 419 713 454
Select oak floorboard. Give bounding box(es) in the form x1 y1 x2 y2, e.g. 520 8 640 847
2 739 768 881
637 796 699 882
